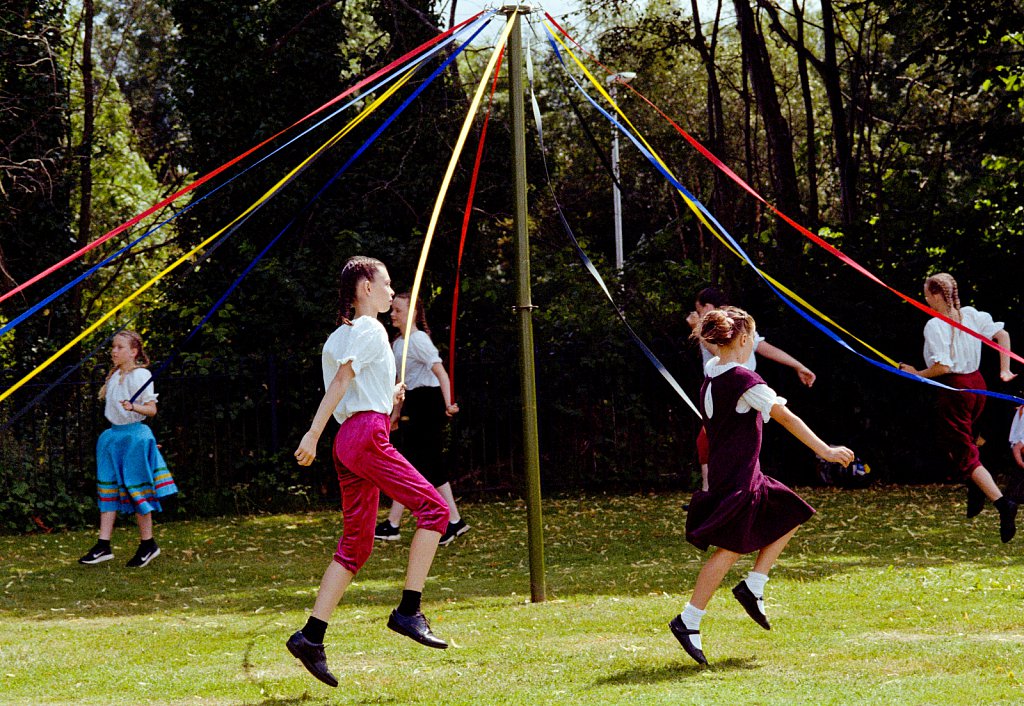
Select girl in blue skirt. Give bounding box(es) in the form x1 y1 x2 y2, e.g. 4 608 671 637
79 330 176 568
671 307 853 665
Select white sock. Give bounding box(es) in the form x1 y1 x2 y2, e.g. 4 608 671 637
681 602 706 650
745 572 769 616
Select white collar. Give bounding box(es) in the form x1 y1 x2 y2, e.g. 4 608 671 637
704 356 742 378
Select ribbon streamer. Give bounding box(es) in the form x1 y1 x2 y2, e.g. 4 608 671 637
544 13 1024 369
401 13 517 385
525 22 701 416
0 15 488 340
127 19 495 404
545 28 1024 406
0 11 489 307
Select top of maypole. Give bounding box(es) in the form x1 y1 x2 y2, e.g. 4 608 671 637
500 4 535 14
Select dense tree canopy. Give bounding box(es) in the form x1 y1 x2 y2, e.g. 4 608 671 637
2 0 1023 530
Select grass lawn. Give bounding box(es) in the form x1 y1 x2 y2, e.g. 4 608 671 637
1 484 1022 705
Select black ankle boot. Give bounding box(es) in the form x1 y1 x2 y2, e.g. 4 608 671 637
994 497 1018 543
966 483 986 518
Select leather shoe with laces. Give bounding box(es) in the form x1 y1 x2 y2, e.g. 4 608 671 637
286 631 339 687
669 615 707 665
387 609 448 649
732 580 771 630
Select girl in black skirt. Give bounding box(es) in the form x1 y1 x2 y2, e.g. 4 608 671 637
375 293 468 546
670 307 854 665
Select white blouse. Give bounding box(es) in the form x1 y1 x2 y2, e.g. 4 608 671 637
1010 406 1024 447
103 367 158 425
700 334 765 370
393 330 442 390
322 316 396 423
703 357 786 422
923 306 1003 374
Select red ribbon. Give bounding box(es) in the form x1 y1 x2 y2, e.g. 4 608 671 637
544 12 1024 368
447 47 505 402
1 12 485 306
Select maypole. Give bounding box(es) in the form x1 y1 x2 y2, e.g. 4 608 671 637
504 3 546 603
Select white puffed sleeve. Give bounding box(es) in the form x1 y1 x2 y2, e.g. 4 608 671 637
129 368 158 404
408 330 442 366
737 384 786 422
342 317 389 375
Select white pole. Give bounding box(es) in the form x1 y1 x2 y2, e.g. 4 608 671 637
605 72 635 273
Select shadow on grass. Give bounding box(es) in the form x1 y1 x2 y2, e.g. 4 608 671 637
593 656 760 685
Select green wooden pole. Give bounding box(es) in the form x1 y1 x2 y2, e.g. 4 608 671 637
503 4 546 603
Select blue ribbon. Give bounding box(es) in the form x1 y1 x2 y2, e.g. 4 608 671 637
544 24 1024 407
127 16 494 403
0 13 490 340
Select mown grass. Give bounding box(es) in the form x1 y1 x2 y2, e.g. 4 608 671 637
1 485 1022 705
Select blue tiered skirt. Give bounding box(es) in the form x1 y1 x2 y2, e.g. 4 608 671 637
96 422 176 514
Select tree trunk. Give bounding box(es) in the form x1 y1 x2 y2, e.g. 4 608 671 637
690 0 735 262
732 0 803 241
819 0 856 225
793 0 818 228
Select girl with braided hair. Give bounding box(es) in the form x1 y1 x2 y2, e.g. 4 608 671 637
287 256 451 689
899 272 1018 542
375 293 467 546
78 330 176 568
671 306 853 666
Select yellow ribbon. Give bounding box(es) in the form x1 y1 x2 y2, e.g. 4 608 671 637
0 67 419 405
400 13 516 383
545 25 898 368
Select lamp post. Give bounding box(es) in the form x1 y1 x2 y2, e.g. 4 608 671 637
606 71 635 272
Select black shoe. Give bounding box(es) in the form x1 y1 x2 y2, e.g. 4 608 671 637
286 631 339 688
78 543 113 565
966 483 986 518
387 609 448 649
998 498 1018 543
669 615 707 665
374 520 401 541
732 581 771 630
439 519 470 547
125 544 160 568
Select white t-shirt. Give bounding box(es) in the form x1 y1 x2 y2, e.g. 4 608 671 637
322 316 395 423
700 334 765 370
703 357 786 423
103 367 158 425
1010 406 1024 447
923 306 1003 374
393 330 442 390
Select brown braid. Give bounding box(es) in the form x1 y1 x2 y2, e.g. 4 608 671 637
336 256 385 326
691 305 756 348
394 292 431 336
925 272 962 357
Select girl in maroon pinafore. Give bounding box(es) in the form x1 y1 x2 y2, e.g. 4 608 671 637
670 307 854 666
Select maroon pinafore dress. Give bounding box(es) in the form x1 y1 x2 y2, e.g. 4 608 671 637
685 366 815 553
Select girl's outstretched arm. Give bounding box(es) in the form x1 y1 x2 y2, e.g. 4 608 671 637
295 362 354 466
757 341 816 387
770 403 854 466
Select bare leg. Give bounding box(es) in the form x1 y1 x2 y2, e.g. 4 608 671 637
405 528 442 591
752 527 799 575
135 512 154 541
387 502 405 528
98 511 116 540
311 561 355 622
690 548 741 609
435 483 461 523
970 465 1003 501
700 464 709 492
